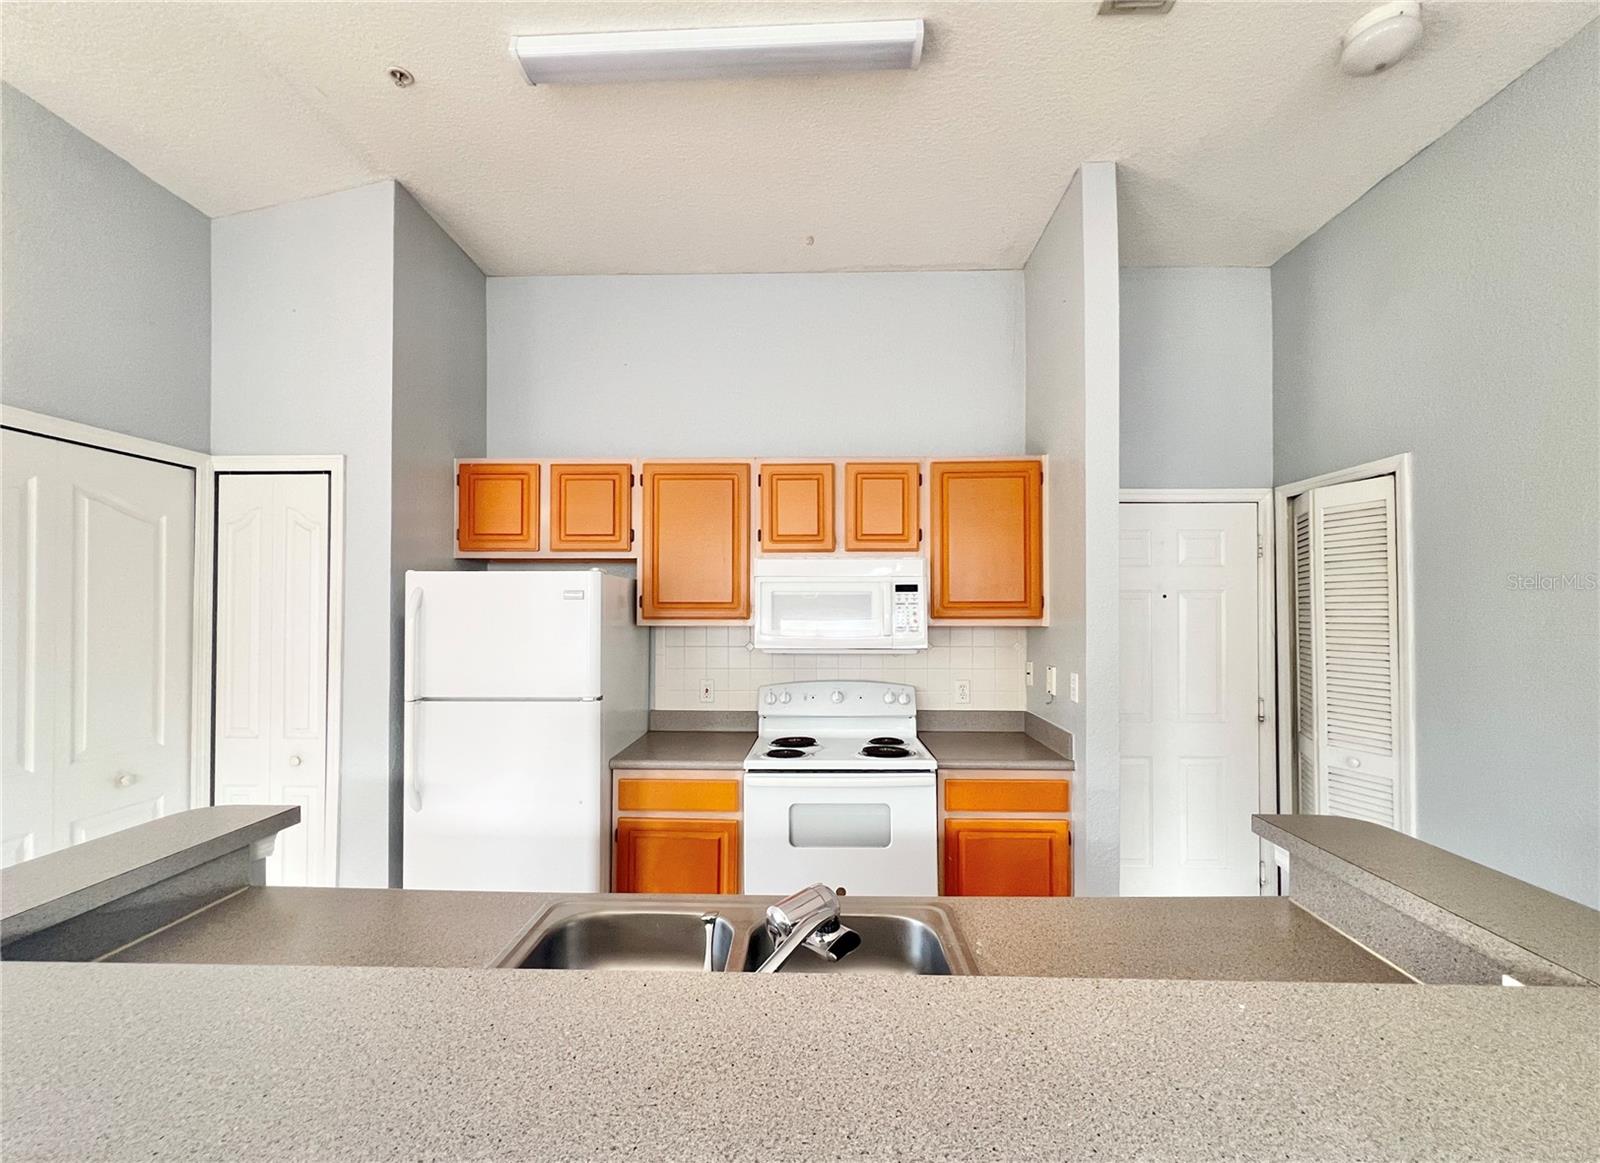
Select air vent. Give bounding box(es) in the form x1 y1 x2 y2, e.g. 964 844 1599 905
1098 0 1174 13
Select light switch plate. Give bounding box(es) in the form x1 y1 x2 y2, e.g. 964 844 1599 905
1044 666 1057 698
1069 672 1081 703
1025 661 1035 686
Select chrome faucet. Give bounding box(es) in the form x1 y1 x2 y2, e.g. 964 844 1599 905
754 884 861 973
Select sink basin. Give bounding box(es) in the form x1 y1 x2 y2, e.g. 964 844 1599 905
501 907 735 971
491 899 973 975
741 913 958 975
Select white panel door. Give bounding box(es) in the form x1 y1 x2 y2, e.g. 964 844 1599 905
213 473 331 885
1 430 193 864
1119 502 1263 896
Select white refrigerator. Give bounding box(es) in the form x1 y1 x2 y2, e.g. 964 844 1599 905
402 570 647 892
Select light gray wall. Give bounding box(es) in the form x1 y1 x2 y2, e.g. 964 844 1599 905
1121 268 1272 488
1 84 210 450
487 272 1025 457
1273 23 1599 906
211 181 397 889
390 184 487 886
1025 162 1122 896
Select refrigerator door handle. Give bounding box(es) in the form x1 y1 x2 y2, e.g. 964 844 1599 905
404 586 424 701
404 701 421 812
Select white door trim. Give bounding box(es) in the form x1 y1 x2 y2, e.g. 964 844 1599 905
1 406 215 815
1272 454 1417 836
1120 492 1280 825
211 456 346 884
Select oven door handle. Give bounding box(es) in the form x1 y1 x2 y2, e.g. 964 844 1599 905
745 775 934 790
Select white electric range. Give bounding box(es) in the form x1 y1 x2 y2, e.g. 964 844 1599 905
741 680 938 896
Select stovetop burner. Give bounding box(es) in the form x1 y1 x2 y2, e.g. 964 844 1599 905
860 745 912 759
771 736 818 749
765 748 806 759
869 736 905 746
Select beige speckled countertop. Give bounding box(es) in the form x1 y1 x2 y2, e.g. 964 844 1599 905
108 887 1404 985
610 730 1071 771
4 961 1594 1161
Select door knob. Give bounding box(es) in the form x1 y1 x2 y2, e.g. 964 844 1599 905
114 771 137 789
288 755 303 768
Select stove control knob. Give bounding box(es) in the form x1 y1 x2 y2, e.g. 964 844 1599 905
897 692 911 705
883 691 896 704
780 691 792 704
764 691 777 706
830 690 844 704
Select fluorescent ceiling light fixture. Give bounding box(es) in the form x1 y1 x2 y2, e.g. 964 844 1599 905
512 20 924 85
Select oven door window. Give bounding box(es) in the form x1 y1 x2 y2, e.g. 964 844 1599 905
788 802 892 848
758 583 889 647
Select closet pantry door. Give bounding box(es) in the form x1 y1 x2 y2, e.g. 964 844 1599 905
213 473 332 885
1295 476 1403 829
1 429 194 865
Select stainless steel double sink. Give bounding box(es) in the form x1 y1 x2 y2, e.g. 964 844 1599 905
490 897 975 975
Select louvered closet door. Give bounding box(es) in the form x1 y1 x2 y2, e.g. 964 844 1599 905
1308 476 1402 828
1290 494 1319 813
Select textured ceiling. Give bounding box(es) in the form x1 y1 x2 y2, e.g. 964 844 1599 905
2 2 1594 274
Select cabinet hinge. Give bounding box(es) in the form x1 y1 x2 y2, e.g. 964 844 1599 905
630 528 636 545
1257 534 1264 559
918 528 924 544
918 472 924 485
1257 697 1267 723
629 473 635 487
757 528 762 542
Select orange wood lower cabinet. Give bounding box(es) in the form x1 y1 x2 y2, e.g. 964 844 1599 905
943 819 1070 897
615 818 740 894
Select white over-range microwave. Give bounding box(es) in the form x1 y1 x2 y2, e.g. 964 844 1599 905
751 557 928 653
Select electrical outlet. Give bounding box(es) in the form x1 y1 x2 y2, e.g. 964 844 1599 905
1069 672 1081 703
1025 661 1035 687
698 678 715 704
954 678 971 704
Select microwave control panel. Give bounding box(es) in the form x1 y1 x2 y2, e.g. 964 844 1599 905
892 585 923 636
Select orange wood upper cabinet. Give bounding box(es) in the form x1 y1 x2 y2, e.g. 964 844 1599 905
457 462 539 553
550 462 633 553
929 460 1044 619
844 462 921 552
759 462 835 552
615 818 740 894
640 462 751 620
943 819 1070 896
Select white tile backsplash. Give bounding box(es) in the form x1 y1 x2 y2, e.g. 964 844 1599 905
650 627 1029 711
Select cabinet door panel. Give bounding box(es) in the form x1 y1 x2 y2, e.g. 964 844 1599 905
615 818 740 894
458 463 539 553
550 462 632 553
760 463 834 552
944 819 1070 896
844 462 920 552
930 460 1043 618
641 463 750 620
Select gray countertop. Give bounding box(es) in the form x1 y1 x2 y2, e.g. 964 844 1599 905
108 887 1404 985
1257 814 1600 985
4 961 1593 1161
0 805 299 944
611 730 755 769
610 730 1072 771
922 730 1072 770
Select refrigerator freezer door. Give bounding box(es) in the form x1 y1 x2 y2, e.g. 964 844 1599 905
405 571 602 699
403 700 606 892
